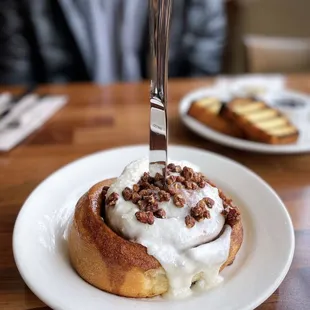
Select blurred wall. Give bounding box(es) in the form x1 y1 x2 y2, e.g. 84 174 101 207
224 0 310 73
243 0 310 37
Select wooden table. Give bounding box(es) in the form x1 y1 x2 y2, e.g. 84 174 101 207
1 75 310 310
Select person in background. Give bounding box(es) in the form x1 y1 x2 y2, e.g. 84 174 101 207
0 0 227 85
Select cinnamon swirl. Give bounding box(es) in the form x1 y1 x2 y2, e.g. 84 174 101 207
68 159 243 298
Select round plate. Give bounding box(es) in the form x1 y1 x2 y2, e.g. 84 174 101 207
179 88 310 153
13 145 294 310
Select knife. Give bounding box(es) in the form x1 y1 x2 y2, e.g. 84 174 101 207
0 84 37 119
149 0 172 178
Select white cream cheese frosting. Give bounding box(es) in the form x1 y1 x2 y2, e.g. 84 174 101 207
105 158 231 298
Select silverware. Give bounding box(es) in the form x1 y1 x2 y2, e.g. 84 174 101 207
0 84 37 119
0 87 44 131
149 0 172 177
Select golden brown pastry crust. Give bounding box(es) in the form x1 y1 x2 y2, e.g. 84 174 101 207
68 178 243 298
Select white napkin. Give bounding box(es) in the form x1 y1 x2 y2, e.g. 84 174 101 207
214 74 286 97
0 92 13 114
0 94 68 151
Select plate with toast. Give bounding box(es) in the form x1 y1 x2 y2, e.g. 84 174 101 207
179 87 310 153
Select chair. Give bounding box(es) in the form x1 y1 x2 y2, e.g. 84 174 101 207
244 35 310 73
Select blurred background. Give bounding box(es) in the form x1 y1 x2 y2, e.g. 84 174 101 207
1 0 310 86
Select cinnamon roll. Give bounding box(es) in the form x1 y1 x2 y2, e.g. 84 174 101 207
68 159 243 298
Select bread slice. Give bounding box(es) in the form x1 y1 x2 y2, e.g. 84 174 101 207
187 97 243 138
220 98 299 144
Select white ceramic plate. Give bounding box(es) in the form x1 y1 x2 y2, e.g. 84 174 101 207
13 145 294 310
179 88 310 153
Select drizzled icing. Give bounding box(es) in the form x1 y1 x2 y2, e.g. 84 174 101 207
105 158 231 298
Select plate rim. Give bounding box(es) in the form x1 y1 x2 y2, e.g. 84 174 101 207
13 144 295 310
179 87 310 154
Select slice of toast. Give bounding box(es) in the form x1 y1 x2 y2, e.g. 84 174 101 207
220 98 299 144
187 97 243 138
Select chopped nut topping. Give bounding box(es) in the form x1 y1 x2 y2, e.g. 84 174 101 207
140 172 150 183
167 163 182 173
182 166 194 180
166 175 177 185
137 199 148 211
198 179 206 188
185 215 195 228
175 182 183 190
166 182 182 195
106 192 119 207
132 184 140 192
196 216 205 222
175 165 182 173
166 184 177 195
144 194 156 205
154 180 164 190
139 189 150 197
145 202 159 212
158 190 170 202
221 209 228 216
167 163 176 171
154 172 164 182
197 199 207 208
132 192 141 204
224 207 240 227
203 209 211 219
192 182 199 190
204 197 215 208
148 176 155 184
122 187 132 201
197 172 203 179
121 163 228 225
173 194 185 208
154 208 166 219
150 185 160 191
192 172 201 183
190 198 212 222
135 211 154 225
139 181 152 190
222 200 231 209
184 181 198 190
176 175 185 183
191 204 205 218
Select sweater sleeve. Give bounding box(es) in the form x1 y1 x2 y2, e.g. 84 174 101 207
182 0 227 76
0 0 34 85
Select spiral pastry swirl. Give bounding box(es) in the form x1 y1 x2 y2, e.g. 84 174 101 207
68 159 243 298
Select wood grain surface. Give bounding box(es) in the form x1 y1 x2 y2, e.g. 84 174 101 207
0 75 310 310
